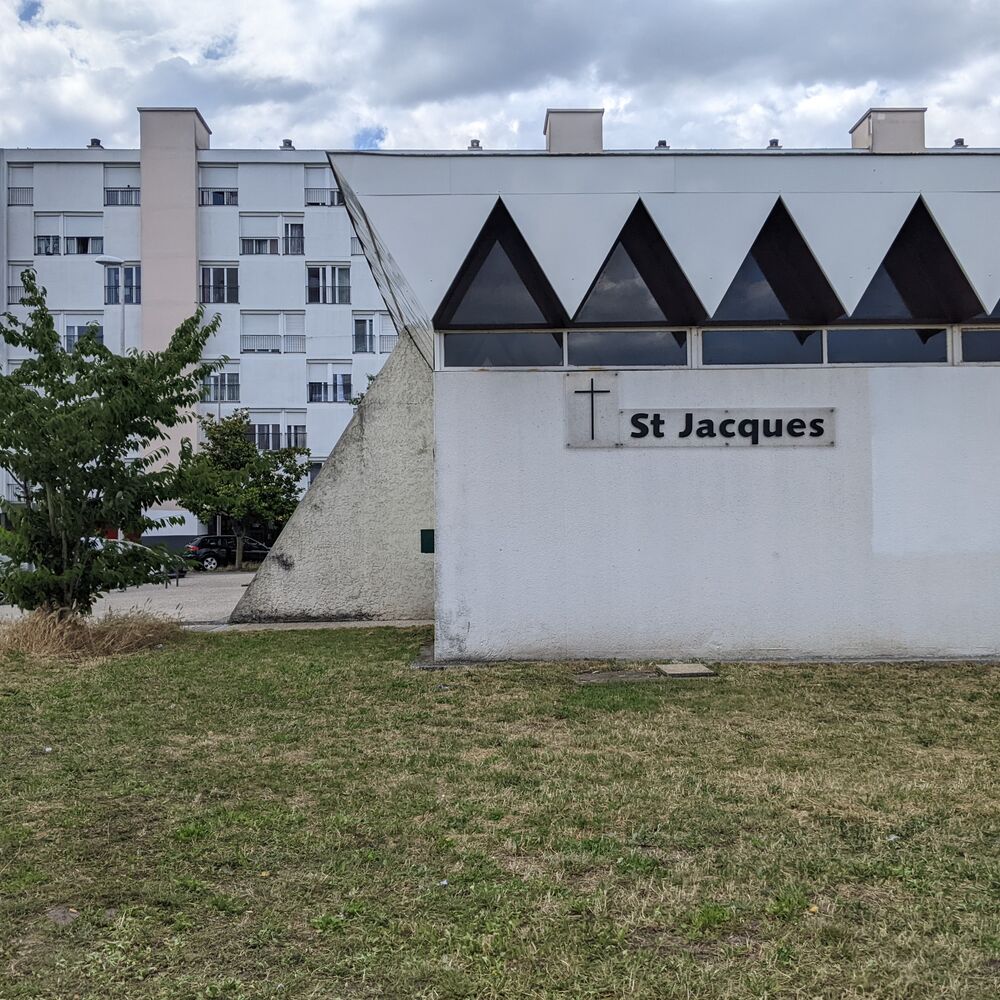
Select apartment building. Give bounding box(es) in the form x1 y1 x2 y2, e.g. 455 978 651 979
0 107 395 544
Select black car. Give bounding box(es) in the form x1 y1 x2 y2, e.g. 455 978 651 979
184 535 270 571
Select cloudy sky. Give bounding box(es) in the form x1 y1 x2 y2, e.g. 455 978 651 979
2 0 999 152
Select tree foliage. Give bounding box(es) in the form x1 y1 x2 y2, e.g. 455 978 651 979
0 270 223 614
177 410 307 569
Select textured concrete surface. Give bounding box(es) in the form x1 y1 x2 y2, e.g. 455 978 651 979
231 333 434 623
0 571 254 623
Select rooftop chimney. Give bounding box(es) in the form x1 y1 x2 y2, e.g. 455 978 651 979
655 139 670 150
467 138 482 151
767 138 781 149
87 138 103 149
850 108 926 153
953 137 967 148
280 138 295 150
543 109 604 153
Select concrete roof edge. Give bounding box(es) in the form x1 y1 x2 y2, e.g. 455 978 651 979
136 106 212 135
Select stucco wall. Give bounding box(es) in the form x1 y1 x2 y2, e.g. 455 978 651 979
230 331 434 622
435 366 1000 661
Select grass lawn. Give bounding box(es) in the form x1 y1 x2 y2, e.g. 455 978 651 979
1 628 998 999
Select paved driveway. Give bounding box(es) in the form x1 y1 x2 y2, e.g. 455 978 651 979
0 571 255 624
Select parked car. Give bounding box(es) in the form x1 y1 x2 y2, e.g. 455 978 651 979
184 535 270 571
87 537 187 580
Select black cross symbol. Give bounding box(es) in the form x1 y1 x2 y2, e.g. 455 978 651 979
574 377 612 441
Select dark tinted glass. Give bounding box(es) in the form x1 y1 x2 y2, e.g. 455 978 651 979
702 329 822 365
449 242 546 326
443 332 563 367
827 328 947 363
713 255 789 323
961 329 1000 362
575 242 665 324
568 330 686 366
850 265 914 320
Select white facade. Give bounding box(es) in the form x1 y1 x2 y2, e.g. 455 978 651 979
0 110 395 539
330 111 1000 660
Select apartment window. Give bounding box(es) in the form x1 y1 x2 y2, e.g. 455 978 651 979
287 425 307 448
34 235 60 256
104 165 140 206
241 313 281 353
9 165 32 206
8 186 33 206
353 315 375 353
200 266 239 304
307 364 352 402
240 237 278 255
307 265 350 304
351 236 364 255
105 187 140 206
65 323 104 350
203 372 240 402
65 236 104 255
283 222 304 255
105 265 141 305
304 188 344 206
7 264 30 306
247 423 307 450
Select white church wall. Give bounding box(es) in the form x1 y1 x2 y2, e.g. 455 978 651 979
434 365 1000 661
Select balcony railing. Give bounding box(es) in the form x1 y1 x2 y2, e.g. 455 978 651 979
247 429 308 450
4 482 27 503
304 188 344 207
307 285 350 305
240 334 282 353
200 285 239 304
283 334 306 353
203 381 240 403
240 238 278 255
105 285 141 305
7 285 26 306
379 334 398 353
105 187 140 206
200 188 238 206
308 381 352 403
353 333 375 353
282 236 305 255
65 332 105 350
8 187 33 206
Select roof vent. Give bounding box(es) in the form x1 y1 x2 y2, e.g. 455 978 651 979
467 138 482 151
655 139 670 149
87 138 103 149
953 137 967 148
280 138 295 150
850 108 926 152
767 138 781 149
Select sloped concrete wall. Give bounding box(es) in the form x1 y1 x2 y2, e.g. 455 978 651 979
230 332 433 623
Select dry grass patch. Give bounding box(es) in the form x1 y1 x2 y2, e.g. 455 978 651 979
0 608 182 661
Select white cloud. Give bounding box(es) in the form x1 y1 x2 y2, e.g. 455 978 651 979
0 0 999 152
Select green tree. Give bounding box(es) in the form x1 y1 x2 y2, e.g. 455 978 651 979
0 270 223 615
177 410 307 570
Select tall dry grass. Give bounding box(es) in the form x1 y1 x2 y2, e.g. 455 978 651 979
0 609 182 661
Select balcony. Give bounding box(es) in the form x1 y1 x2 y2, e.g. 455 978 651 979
7 285 26 306
307 285 350 305
105 187 140 206
308 381 352 403
379 334 398 353
200 188 238 206
247 429 308 450
105 285 141 305
283 334 306 353
353 333 375 353
8 187 33 206
240 335 282 354
304 188 344 207
283 236 305 255
240 238 278 255
200 285 239 304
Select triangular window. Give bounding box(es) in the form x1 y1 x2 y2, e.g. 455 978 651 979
574 201 705 326
435 200 566 329
712 199 845 325
852 198 984 322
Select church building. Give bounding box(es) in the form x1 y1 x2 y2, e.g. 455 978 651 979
236 107 1000 662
